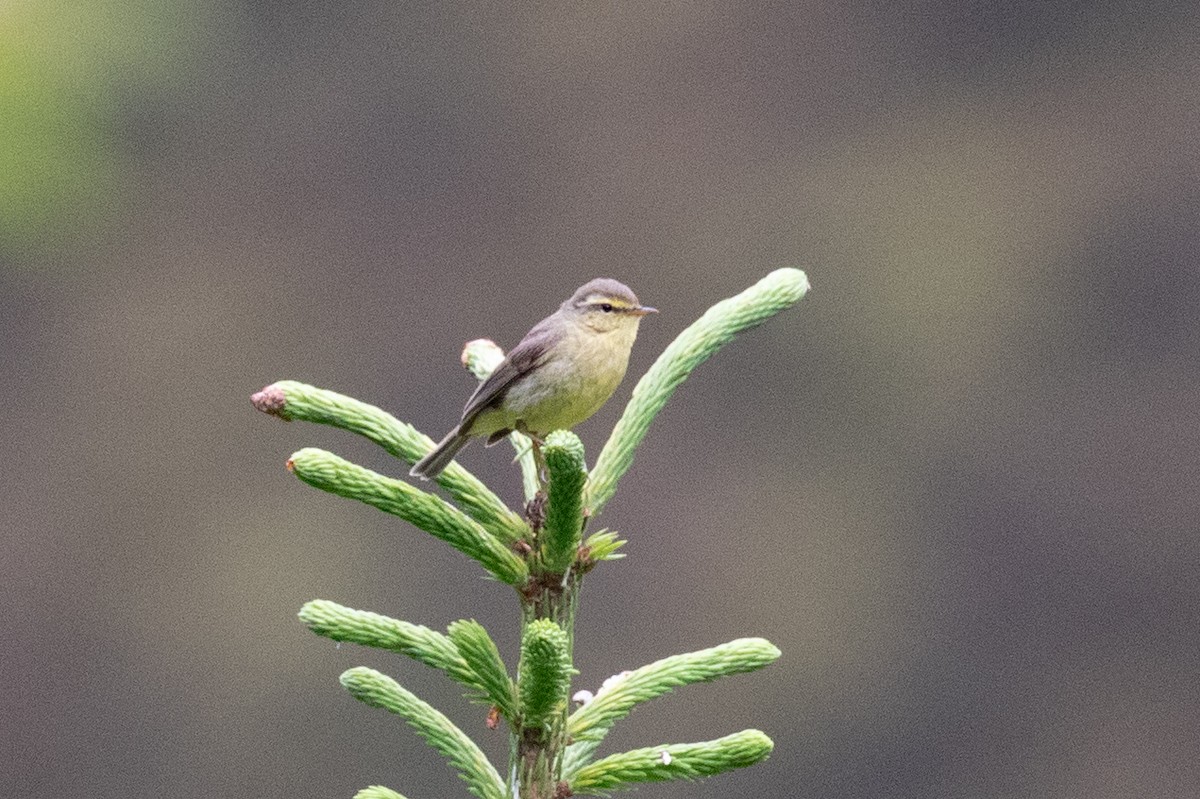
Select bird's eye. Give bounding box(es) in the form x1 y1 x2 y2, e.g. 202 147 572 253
600 303 614 313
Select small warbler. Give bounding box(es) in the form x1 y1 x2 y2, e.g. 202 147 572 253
411 279 656 479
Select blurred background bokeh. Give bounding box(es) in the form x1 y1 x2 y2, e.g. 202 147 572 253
5 2 1199 797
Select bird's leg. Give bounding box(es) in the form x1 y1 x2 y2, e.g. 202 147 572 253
517 423 549 488
530 437 547 488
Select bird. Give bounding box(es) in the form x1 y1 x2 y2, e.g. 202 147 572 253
410 279 656 479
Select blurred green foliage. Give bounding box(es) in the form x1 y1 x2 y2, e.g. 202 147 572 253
0 0 208 261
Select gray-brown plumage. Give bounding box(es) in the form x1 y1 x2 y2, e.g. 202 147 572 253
411 279 655 479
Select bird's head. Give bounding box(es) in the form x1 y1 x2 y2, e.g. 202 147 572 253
564 278 657 334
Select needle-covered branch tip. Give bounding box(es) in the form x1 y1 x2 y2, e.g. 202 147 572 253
251 383 289 417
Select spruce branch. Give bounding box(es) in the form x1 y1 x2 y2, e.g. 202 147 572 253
353 787 408 799
447 619 519 721
568 730 774 795
568 638 781 741
260 272 804 798
340 666 506 799
252 380 527 543
560 735 602 779
286 448 527 585
299 600 485 690
579 530 626 566
586 268 810 515
541 431 587 574
518 619 573 731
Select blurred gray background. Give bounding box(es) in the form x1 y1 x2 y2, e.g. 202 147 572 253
4 3 1199 797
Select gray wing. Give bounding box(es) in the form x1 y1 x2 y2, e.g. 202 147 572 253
460 316 557 430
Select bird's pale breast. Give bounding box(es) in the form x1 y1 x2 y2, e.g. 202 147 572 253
475 322 635 437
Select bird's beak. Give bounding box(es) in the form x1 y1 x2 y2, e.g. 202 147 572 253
633 305 658 316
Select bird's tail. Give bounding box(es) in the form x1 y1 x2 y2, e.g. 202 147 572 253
410 425 471 479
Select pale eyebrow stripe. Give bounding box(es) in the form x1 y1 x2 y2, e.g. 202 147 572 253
583 295 632 306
